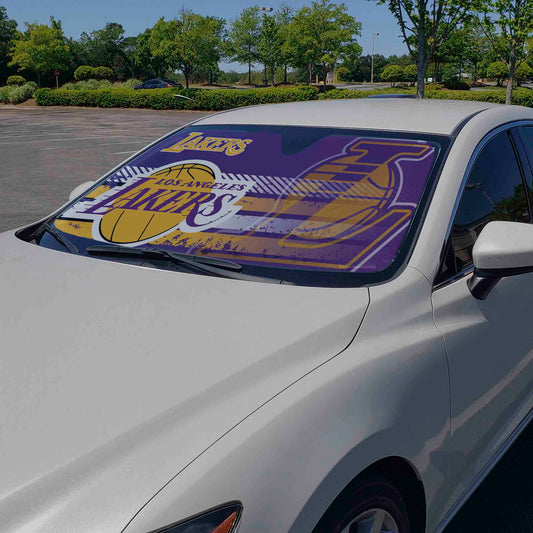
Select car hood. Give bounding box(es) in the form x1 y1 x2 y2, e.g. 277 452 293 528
0 232 369 533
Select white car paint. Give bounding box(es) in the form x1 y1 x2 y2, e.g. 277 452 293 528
472 220 533 270
1 99 532 533
0 234 368 532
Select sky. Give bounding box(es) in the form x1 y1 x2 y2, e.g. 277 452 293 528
2 0 408 71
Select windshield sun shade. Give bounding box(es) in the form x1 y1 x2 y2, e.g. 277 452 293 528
48 125 446 284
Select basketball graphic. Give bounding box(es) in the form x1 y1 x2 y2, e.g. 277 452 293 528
99 162 217 244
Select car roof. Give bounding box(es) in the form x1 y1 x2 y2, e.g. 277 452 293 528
196 98 509 135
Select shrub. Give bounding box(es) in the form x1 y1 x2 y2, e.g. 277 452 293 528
443 79 471 90
75 66 114 81
95 66 114 80
318 87 415 100
7 75 26 86
0 86 9 103
119 78 143 89
425 83 445 91
7 87 27 104
381 65 405 87
64 79 112 91
20 83 37 99
25 81 38 90
403 65 418 84
35 85 320 110
336 67 350 82
74 66 95 81
487 61 508 86
0 83 36 104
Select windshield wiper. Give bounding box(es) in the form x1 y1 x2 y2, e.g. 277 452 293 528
36 222 79 254
86 245 282 284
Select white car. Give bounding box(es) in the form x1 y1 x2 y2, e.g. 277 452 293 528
2 99 533 533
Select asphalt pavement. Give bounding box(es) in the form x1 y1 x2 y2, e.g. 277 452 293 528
0 106 531 532
0 106 209 231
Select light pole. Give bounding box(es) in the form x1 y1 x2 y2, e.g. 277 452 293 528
371 32 380 84
260 7 273 86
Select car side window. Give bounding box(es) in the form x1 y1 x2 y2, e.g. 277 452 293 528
518 127 533 198
436 130 530 285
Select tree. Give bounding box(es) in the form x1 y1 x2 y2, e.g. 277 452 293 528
376 0 475 98
149 11 224 89
9 17 70 86
78 23 133 79
226 7 261 85
286 0 361 89
515 62 532 84
487 60 508 84
336 65 350 81
346 53 387 82
134 28 166 79
197 16 225 85
527 37 533 65
386 53 413 67
258 12 282 85
479 0 533 104
0 6 17 84
403 64 417 84
381 64 404 86
276 3 294 83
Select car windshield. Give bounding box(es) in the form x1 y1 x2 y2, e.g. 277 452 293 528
37 125 449 286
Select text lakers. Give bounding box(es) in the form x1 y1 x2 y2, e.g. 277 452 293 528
72 162 250 243
163 131 253 156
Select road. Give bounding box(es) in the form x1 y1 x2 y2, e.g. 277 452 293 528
0 106 531 532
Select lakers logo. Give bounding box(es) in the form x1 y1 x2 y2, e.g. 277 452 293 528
276 140 430 249
67 160 252 246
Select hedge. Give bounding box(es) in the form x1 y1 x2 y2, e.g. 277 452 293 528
32 85 533 111
320 86 533 107
34 86 319 111
427 88 533 107
318 87 415 100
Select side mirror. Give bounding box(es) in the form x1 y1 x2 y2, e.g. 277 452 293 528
69 181 96 201
468 221 533 300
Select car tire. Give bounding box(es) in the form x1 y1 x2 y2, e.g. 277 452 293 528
312 476 410 533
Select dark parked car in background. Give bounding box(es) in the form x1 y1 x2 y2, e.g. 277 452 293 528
134 79 183 90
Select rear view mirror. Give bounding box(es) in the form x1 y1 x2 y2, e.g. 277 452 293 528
468 221 533 300
69 181 95 201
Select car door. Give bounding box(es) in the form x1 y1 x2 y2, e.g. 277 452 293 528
431 127 533 505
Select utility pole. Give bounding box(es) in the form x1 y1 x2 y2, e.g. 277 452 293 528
371 32 379 84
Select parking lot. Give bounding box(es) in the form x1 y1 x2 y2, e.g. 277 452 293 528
0 106 532 532
0 106 209 231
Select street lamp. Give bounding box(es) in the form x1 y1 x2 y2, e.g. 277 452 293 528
371 32 380 84
260 7 273 86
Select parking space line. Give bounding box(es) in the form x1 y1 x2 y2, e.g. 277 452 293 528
40 140 153 151
0 135 148 146
0 129 136 139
